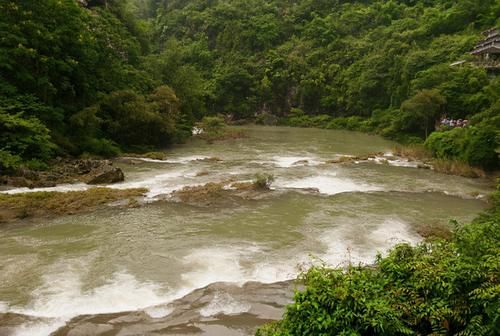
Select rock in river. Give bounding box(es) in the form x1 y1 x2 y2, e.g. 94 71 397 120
85 164 124 185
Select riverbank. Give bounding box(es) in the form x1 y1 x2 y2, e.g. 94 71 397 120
260 114 497 178
0 158 125 190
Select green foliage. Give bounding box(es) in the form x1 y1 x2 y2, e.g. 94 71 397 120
0 108 55 171
255 112 278 126
1 0 499 169
258 191 500 335
395 89 447 139
150 0 499 169
0 0 186 166
197 116 227 138
74 85 182 150
425 126 499 170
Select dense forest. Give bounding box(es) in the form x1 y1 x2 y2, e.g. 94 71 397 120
1 0 499 171
153 0 500 169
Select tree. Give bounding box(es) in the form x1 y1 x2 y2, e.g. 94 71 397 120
398 89 447 139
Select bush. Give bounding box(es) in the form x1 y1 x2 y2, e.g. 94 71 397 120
464 126 499 169
325 116 368 131
425 126 499 170
253 173 275 190
197 116 227 137
0 109 55 171
256 112 279 125
81 137 121 157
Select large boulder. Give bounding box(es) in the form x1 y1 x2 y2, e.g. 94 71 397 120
85 165 124 185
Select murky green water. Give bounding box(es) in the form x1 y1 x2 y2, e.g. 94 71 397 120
0 126 493 335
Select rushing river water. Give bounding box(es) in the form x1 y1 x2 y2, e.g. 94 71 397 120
0 126 494 336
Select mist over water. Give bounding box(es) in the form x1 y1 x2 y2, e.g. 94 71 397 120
0 126 493 335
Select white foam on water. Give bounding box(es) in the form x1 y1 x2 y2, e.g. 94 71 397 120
12 320 65 336
166 155 214 164
276 174 379 195
0 183 89 195
124 155 213 164
7 261 176 336
0 301 8 312
368 156 421 168
1 168 200 199
4 220 422 335
273 156 321 168
320 219 421 267
109 170 189 198
200 291 251 317
181 247 252 287
144 305 174 318
181 245 301 289
249 260 303 283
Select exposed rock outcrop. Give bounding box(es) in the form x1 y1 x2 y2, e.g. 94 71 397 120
86 165 124 185
0 159 124 189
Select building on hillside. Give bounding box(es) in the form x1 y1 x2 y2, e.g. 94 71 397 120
471 28 500 71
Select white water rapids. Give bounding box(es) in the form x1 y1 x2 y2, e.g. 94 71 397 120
0 126 493 336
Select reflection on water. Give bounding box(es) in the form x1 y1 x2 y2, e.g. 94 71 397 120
0 126 494 335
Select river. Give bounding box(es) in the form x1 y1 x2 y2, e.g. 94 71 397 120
0 126 494 335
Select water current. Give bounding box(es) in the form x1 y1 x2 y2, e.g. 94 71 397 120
0 126 494 335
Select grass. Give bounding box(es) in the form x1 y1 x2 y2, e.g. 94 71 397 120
415 223 453 240
253 173 275 190
388 146 486 178
173 175 274 203
198 129 248 143
173 182 227 202
0 188 148 222
392 145 431 161
432 159 486 178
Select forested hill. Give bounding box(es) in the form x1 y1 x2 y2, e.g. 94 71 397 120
1 0 499 171
154 0 498 119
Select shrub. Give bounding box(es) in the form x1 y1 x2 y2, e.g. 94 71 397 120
0 108 55 171
197 116 227 137
432 159 485 178
256 112 278 125
325 116 367 131
464 126 499 169
253 173 275 190
81 137 121 157
425 126 499 170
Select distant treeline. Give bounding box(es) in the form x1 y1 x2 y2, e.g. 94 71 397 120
1 0 499 171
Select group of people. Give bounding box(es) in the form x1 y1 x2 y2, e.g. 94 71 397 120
440 118 469 128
